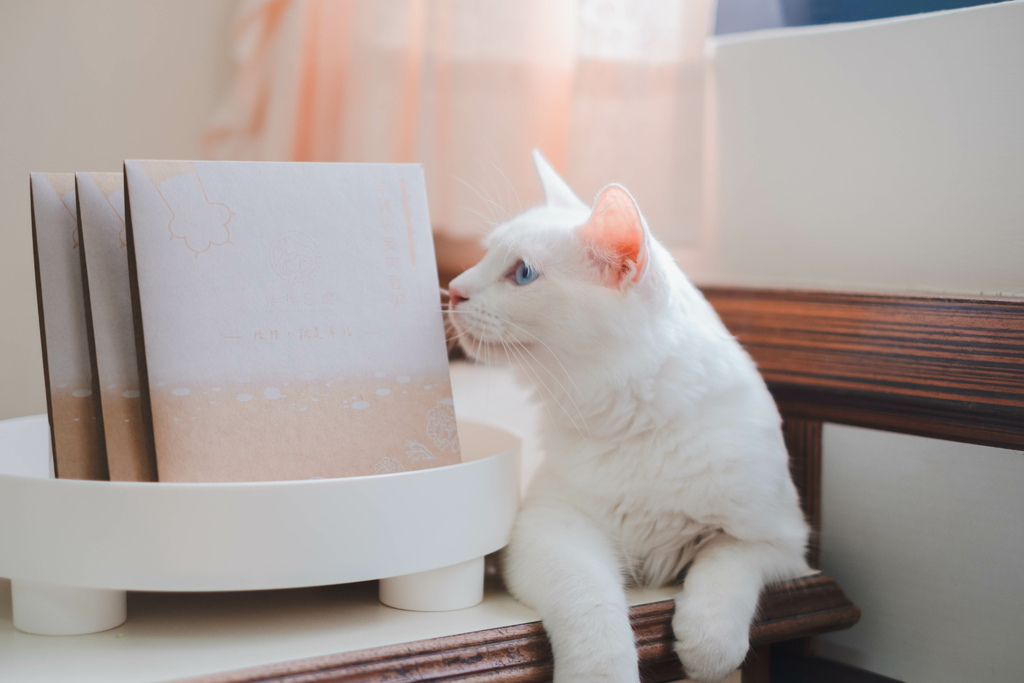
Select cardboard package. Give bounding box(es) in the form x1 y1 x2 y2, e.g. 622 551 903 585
30 173 107 479
123 160 460 482
76 172 157 481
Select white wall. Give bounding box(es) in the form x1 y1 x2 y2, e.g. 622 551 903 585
695 3 1024 681
821 426 1024 681
0 0 234 420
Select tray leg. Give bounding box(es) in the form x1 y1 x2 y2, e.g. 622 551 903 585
379 556 484 611
11 579 127 635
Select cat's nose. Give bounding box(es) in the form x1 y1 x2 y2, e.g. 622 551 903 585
448 286 469 307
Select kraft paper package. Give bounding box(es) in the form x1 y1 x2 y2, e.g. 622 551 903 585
30 173 108 480
76 172 157 481
123 160 461 482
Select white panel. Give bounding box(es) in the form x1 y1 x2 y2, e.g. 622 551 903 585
691 0 1024 296
819 425 1024 682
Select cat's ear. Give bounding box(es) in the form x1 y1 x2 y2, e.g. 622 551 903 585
532 149 586 211
577 184 650 289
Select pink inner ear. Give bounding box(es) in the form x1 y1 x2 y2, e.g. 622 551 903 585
578 185 648 286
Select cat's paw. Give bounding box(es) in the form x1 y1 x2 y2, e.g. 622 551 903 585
672 607 749 683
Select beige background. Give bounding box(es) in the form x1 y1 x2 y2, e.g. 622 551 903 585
0 0 233 421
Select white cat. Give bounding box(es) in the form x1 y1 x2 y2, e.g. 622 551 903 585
447 151 810 683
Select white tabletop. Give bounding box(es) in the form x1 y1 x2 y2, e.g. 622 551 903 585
0 576 680 682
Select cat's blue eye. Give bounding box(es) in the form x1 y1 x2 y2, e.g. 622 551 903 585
513 261 539 286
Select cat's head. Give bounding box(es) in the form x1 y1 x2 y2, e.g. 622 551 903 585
448 150 674 371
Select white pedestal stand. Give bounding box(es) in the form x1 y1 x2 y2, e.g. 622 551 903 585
379 556 485 612
11 580 128 636
0 416 519 635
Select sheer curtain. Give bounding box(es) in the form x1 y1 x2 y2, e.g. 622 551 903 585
205 0 712 251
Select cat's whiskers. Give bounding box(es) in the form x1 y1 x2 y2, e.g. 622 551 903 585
452 174 511 225
458 205 501 231
508 341 587 438
505 334 590 437
475 147 516 224
494 329 516 371
444 308 506 342
495 316 587 404
445 322 479 344
458 321 504 347
440 305 480 345
498 331 561 431
490 160 523 217
487 327 499 367
441 308 490 364
495 335 520 395
502 332 586 437
473 321 486 369
443 304 588 433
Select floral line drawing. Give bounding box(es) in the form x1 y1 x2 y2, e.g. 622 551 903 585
269 231 320 283
151 166 235 257
426 398 459 453
60 192 79 250
101 192 127 249
404 440 435 463
373 456 406 475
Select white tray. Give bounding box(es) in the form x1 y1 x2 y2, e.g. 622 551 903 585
0 414 519 635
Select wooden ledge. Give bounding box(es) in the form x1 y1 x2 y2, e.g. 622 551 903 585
188 574 859 683
702 287 1024 450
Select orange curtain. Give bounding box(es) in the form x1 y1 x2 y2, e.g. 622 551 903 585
205 0 712 244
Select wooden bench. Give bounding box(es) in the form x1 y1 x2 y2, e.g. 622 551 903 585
197 287 1024 682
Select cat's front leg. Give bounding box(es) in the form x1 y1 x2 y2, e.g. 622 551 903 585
672 535 806 683
503 501 638 683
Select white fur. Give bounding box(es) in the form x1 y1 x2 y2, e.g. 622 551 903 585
448 152 809 683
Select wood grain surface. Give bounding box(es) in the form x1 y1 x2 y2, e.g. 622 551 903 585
703 287 1024 450
782 418 823 568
